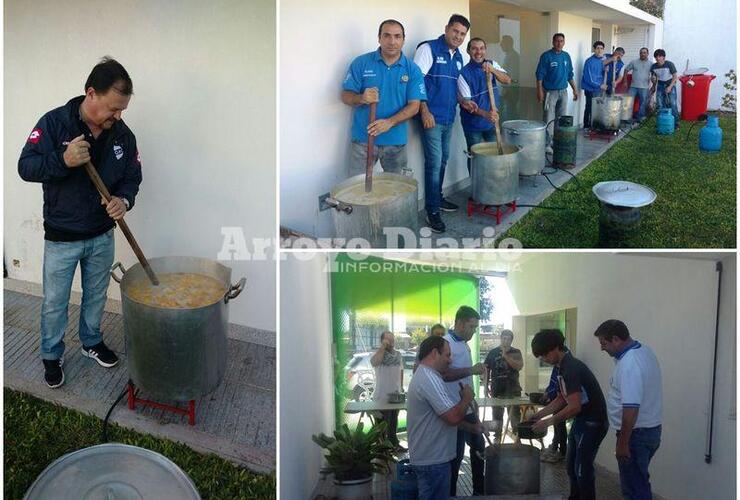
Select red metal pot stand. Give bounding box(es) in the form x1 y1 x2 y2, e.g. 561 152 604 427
127 381 196 426
467 198 517 225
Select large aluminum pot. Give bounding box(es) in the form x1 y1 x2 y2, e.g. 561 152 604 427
501 120 546 176
619 94 635 121
111 256 246 401
470 143 521 205
484 444 540 495
592 96 623 131
24 444 200 500
329 172 418 248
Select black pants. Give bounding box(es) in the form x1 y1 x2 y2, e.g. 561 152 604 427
551 419 567 453
376 410 399 446
583 90 597 128
451 412 486 496
567 419 608 500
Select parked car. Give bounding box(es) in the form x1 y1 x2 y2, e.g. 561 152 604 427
344 350 415 401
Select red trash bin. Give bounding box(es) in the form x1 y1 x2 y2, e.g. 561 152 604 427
679 74 715 121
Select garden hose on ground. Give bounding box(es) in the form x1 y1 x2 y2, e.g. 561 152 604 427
101 382 130 443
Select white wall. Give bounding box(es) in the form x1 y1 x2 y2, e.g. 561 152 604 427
556 11 596 126
280 0 469 237
506 253 736 500
279 254 335 499
663 0 736 110
4 0 276 331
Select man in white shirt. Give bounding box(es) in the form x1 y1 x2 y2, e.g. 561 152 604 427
595 319 662 500
407 335 480 500
442 306 487 496
370 331 404 450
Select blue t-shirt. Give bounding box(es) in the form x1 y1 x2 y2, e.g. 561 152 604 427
459 60 502 133
535 49 574 91
342 49 426 146
581 54 606 92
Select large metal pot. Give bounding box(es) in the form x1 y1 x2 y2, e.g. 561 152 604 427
470 142 521 205
484 444 540 495
619 94 635 121
328 172 418 248
111 256 246 401
501 120 546 176
592 96 623 131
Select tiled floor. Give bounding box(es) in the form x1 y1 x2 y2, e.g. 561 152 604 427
4 289 276 473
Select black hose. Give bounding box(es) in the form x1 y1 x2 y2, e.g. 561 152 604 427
101 381 130 443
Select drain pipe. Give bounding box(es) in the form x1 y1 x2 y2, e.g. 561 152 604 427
705 261 723 464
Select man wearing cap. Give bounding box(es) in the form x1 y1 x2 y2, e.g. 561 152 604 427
342 19 426 177
414 14 470 234
594 320 662 500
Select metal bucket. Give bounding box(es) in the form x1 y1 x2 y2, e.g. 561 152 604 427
470 143 521 205
484 443 540 495
24 444 201 500
111 256 246 401
329 172 418 248
501 120 546 176
592 96 623 131
619 94 635 121
598 203 643 247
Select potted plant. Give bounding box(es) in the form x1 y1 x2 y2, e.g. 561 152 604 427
312 421 395 500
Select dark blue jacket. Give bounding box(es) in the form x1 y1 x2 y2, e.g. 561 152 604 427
420 35 464 125
18 96 142 236
459 60 501 132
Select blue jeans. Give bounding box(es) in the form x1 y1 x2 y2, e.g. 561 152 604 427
567 419 608 500
629 87 650 121
617 425 661 500
413 461 451 500
451 412 486 495
41 230 115 360
421 122 454 216
464 128 495 175
655 82 679 123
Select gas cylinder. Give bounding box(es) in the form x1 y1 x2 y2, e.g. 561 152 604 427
553 115 577 168
699 115 722 153
656 108 675 135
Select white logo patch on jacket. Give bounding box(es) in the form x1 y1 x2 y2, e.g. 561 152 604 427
113 144 124 160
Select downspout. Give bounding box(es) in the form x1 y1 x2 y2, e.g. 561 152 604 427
705 261 723 463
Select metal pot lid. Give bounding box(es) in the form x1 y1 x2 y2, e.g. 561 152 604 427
592 181 657 208
502 119 546 131
23 444 201 500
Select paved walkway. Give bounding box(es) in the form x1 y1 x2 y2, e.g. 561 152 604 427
4 289 276 473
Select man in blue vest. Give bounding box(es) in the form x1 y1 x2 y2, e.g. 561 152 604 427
536 33 578 152
458 37 511 173
18 58 142 388
342 19 426 177
581 41 608 129
414 14 470 234
604 47 625 95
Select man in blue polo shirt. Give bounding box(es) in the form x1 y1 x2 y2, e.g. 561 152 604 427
595 319 662 500
342 19 426 177
458 37 511 173
414 14 470 234
536 33 578 151
581 41 608 129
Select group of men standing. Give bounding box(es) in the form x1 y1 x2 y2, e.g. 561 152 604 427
342 14 508 235
395 306 663 500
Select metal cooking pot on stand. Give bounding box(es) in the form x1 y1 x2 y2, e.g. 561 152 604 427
591 96 623 131
470 143 522 206
111 256 246 402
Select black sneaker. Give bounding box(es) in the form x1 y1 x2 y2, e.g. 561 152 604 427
440 198 459 212
425 213 446 233
43 358 64 388
81 341 119 368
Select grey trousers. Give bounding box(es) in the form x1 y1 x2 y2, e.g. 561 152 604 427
349 141 407 177
543 89 569 146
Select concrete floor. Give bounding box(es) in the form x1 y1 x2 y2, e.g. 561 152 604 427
4 289 276 473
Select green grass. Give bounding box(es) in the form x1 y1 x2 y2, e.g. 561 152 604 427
4 389 275 500
500 114 736 248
